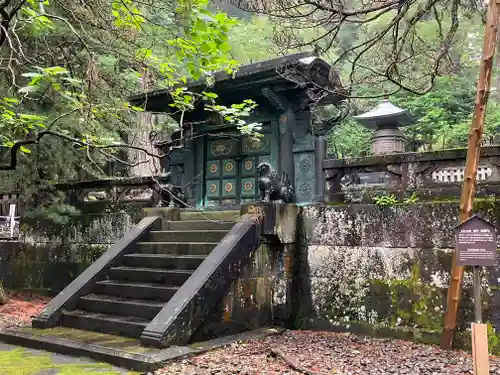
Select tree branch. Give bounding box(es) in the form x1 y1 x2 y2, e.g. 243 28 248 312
0 0 24 48
269 348 329 375
0 128 164 170
231 0 472 94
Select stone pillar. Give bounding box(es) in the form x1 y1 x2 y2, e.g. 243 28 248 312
314 134 327 202
279 110 295 186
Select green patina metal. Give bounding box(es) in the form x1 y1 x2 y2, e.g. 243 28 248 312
203 132 272 206
129 52 346 208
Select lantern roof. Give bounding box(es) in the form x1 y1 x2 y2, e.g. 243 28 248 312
353 99 415 128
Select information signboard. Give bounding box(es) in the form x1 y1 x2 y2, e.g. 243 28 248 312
455 215 497 267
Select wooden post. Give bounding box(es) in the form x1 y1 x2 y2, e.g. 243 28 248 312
441 0 500 349
473 266 489 375
472 323 490 375
8 204 15 238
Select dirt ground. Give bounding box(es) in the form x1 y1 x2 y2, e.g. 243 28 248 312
0 292 49 329
153 330 500 375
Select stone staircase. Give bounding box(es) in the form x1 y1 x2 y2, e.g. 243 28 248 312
58 211 238 339
0 206 294 371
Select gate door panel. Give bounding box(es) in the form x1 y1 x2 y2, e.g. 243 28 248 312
204 130 271 207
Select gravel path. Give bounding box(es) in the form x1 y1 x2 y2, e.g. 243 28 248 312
154 330 500 375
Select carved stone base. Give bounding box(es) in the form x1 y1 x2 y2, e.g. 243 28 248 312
139 330 165 348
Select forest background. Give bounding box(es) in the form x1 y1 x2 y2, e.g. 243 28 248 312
0 0 495 193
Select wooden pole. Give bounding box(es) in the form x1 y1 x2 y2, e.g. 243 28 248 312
441 0 500 350
472 323 490 375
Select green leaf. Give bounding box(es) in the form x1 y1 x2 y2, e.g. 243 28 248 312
18 86 38 93
19 114 45 121
202 91 218 99
21 72 43 78
43 66 69 75
2 97 19 104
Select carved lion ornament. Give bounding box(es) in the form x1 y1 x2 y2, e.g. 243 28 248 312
256 162 294 203
151 173 187 208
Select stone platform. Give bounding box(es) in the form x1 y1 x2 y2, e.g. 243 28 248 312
0 326 283 371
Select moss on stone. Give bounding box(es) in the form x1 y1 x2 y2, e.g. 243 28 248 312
326 201 347 206
13 251 29 287
487 323 500 353
428 196 460 203
323 320 442 345
18 327 156 354
355 263 443 334
326 198 500 209
472 197 500 220
366 264 442 332
322 272 500 354
0 347 139 375
304 201 500 352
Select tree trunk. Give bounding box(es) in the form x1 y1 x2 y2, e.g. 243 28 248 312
130 68 161 177
496 29 500 102
441 0 500 350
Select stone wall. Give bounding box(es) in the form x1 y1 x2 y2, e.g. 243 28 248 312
192 244 277 341
298 200 500 351
0 175 165 294
0 212 137 294
193 204 300 341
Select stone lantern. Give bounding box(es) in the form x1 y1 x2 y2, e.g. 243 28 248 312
353 99 415 155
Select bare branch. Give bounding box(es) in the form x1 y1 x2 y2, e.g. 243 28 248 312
0 128 166 170
231 0 475 94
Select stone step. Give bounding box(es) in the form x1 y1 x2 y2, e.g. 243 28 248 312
147 230 228 243
122 253 206 270
0 326 285 373
180 210 240 222
108 266 193 285
136 242 218 256
94 280 179 301
61 310 149 338
77 294 165 320
168 220 234 231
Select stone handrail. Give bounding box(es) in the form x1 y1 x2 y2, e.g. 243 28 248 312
323 146 500 203
32 216 160 328
0 176 172 216
55 176 165 205
140 214 261 348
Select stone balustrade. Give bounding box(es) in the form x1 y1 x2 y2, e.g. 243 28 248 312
0 176 167 218
55 176 157 206
323 146 500 203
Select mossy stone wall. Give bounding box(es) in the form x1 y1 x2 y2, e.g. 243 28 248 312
0 212 136 294
298 201 500 352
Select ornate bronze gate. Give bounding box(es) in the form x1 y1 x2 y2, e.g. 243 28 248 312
204 130 272 207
